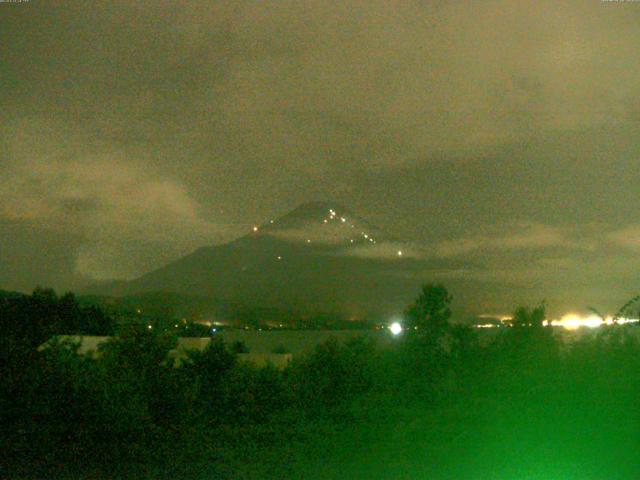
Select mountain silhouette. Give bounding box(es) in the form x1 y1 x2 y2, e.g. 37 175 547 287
85 202 417 320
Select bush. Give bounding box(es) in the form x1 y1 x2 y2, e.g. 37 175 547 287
290 336 376 410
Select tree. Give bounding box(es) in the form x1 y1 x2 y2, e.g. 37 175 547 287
230 340 249 354
404 284 453 337
511 302 546 328
504 302 558 373
0 287 59 352
589 294 640 324
79 305 114 335
292 337 374 408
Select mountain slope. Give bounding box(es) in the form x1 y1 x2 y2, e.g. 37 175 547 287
86 202 417 318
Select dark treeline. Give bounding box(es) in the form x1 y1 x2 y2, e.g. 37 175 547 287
0 287 115 352
2 285 640 478
3 288 375 335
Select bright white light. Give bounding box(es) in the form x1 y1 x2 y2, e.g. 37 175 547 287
389 322 403 336
277 255 282 260
543 313 640 330
147 325 152 330
252 226 259 232
341 217 346 222
306 239 311 243
553 314 603 330
397 250 403 256
618 317 639 325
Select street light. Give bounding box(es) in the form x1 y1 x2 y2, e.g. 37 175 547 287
389 321 402 336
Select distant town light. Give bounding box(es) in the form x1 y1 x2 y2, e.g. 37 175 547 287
389 322 402 336
545 313 639 330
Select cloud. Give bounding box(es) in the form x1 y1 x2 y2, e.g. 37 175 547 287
2 0 640 313
270 220 597 262
607 225 640 251
339 241 419 260
433 223 595 258
5 1 640 177
0 119 236 280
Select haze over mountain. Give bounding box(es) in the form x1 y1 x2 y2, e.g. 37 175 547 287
85 202 422 320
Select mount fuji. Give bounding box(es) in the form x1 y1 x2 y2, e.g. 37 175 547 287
85 202 421 321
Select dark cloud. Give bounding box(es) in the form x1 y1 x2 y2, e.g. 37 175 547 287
2 0 640 316
0 219 84 292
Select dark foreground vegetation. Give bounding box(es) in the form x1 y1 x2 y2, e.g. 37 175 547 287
2 286 640 479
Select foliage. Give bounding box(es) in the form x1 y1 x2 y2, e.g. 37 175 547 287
271 344 290 354
3 287 640 479
230 339 250 354
404 284 452 338
511 302 546 328
290 336 376 409
0 288 115 354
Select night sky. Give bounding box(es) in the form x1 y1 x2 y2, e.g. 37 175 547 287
2 1 640 317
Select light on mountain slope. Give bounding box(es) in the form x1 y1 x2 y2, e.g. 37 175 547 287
269 206 385 248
